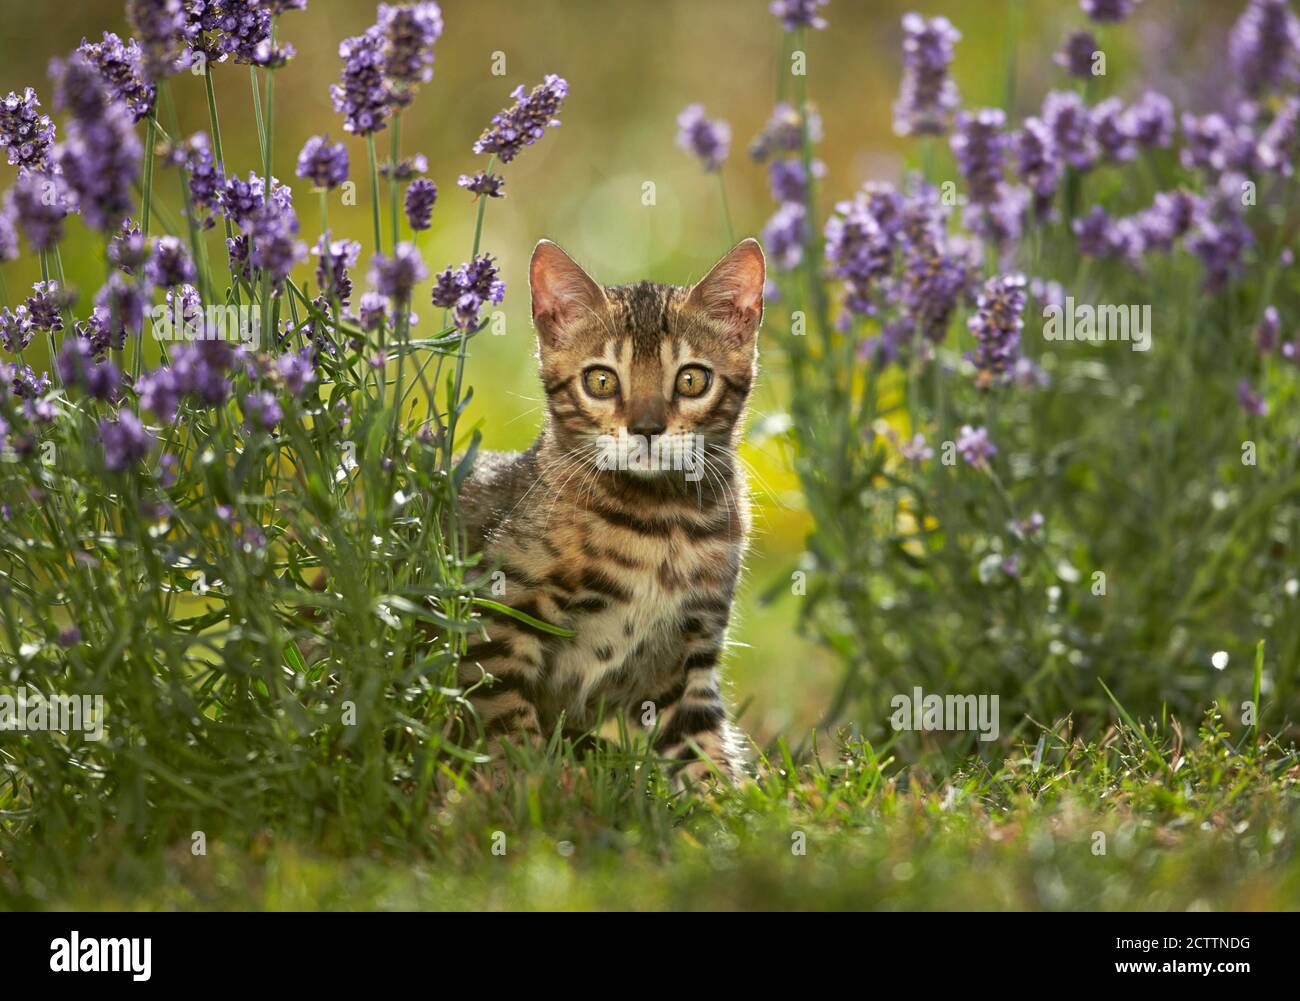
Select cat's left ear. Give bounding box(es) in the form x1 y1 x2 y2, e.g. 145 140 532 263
685 238 765 348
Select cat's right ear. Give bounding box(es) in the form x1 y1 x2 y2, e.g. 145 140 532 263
530 240 607 348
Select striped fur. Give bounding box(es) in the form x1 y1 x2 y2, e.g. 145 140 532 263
456 239 765 785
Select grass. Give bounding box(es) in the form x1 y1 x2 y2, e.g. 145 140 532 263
5 698 1298 911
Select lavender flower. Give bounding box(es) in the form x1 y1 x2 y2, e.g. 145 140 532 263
956 424 997 468
50 52 141 232
11 171 70 250
146 235 196 287
750 101 822 162
109 220 150 274
125 0 189 80
893 14 962 137
371 241 428 305
899 182 972 344
77 32 155 122
1256 306 1282 353
75 307 121 356
1237 378 1268 417
767 159 823 203
473 74 568 164
314 233 361 305
769 0 828 31
295 134 349 190
675 104 730 172
242 390 283 431
57 335 121 401
1073 205 1145 261
951 109 1008 204
380 153 428 180
99 411 154 470
213 0 295 67
458 172 505 198
825 190 894 318
404 177 437 230
1129 91 1174 149
1180 112 1257 175
25 280 71 332
761 201 806 272
1186 175 1253 292
1080 0 1142 22
0 306 34 352
1228 0 1300 98
378 1 443 105
1042 90 1097 170
967 273 1026 390
0 88 56 175
1137 189 1199 251
0 206 16 261
357 291 388 332
1258 97 1300 175
94 274 147 343
1015 116 1062 216
429 253 504 331
9 362 51 400
277 347 316 396
179 133 224 227
1091 97 1137 163
1055 31 1099 79
331 28 392 136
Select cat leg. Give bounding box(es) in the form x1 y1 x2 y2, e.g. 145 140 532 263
649 644 746 789
459 631 547 763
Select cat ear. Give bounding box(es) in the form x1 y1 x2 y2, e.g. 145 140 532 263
530 240 608 347
685 238 766 347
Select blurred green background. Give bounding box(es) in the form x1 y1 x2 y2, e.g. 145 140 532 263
0 0 1248 743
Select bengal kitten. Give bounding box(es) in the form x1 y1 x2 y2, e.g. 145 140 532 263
456 238 765 786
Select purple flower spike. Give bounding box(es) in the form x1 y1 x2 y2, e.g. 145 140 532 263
371 241 429 305
458 172 505 199
1055 31 1100 79
50 53 141 232
893 14 962 137
295 135 349 190
967 274 1027 390
0 305 34 352
761 201 807 272
243 390 283 431
99 411 154 471
1080 0 1142 22
951 109 1009 204
404 177 438 230
378 1 443 105
12 171 71 251
675 104 731 172
1042 90 1098 171
956 425 998 469
429 253 505 331
314 233 361 306
769 0 828 31
750 102 822 163
77 32 156 122
125 0 189 80
1229 0 1300 98
1237 379 1268 417
0 87 56 175
332 28 392 136
146 235 196 288
25 280 72 333
473 74 568 164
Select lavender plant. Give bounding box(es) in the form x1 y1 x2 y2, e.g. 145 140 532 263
0 0 568 860
683 1 1300 752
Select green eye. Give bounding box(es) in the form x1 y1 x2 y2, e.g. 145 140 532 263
583 367 620 399
675 365 711 398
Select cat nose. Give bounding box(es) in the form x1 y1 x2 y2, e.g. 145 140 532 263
627 397 667 438
629 417 667 438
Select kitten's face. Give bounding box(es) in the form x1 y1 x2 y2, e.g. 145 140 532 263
530 239 764 480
